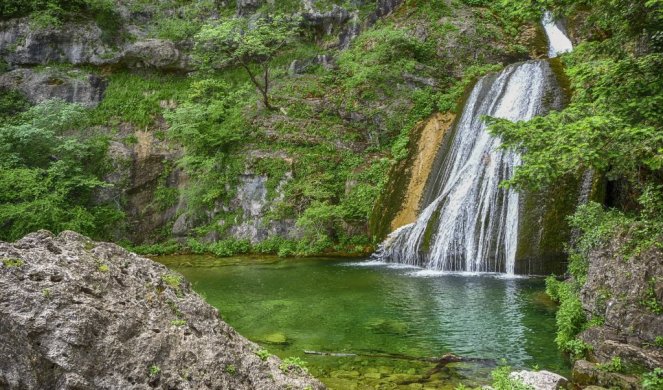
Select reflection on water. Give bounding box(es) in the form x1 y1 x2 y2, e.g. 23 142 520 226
156 255 568 389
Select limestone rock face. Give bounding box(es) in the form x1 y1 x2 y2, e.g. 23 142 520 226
121 39 188 71
509 370 568 390
0 67 106 107
0 231 325 390
237 0 264 16
578 238 663 369
0 18 189 71
0 18 112 66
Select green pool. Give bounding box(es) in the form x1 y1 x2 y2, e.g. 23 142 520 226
155 255 569 389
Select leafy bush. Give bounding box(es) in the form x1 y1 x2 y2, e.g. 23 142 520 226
490 365 534 390
208 239 251 257
642 368 663 389
0 99 124 241
597 356 623 373
0 89 30 122
279 356 308 373
255 348 270 361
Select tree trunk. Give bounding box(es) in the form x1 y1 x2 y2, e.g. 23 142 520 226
240 62 274 110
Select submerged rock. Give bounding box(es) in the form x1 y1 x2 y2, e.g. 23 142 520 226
509 370 568 390
0 231 324 390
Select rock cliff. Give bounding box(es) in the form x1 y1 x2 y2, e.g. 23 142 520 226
573 237 663 388
0 230 324 390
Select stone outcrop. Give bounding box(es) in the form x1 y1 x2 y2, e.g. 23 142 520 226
0 18 189 71
510 370 568 390
0 230 324 389
0 67 106 107
571 236 663 386
572 360 640 389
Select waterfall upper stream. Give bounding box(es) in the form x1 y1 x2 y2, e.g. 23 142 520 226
375 13 574 274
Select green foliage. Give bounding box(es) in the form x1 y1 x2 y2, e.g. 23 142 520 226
597 356 624 373
0 0 122 39
170 319 187 327
642 368 663 389
655 336 663 348
225 364 237 375
194 15 301 109
490 365 534 390
0 99 123 242
279 356 308 373
91 71 191 128
208 239 251 257
563 339 592 360
97 263 109 272
641 278 663 314
545 276 587 355
0 89 30 122
255 348 270 361
148 364 161 377
166 79 250 156
162 273 183 289
489 53 663 192
337 26 434 94
2 258 24 268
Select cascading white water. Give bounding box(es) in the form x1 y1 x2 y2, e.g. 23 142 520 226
542 11 573 57
374 13 573 274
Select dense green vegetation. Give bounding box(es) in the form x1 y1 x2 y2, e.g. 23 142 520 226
0 99 122 241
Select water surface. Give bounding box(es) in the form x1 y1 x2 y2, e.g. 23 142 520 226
156 255 568 389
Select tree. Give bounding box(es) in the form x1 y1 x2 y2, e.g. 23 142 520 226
193 15 300 110
0 99 123 241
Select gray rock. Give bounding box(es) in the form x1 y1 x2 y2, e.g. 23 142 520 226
121 39 188 71
288 54 335 75
510 370 568 390
0 18 114 66
0 18 190 71
572 360 639 390
579 237 663 370
0 230 325 389
237 0 264 16
0 67 106 107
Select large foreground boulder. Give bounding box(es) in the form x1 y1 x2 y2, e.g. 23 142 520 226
0 230 324 390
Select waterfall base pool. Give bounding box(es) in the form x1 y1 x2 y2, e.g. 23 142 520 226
155 255 569 389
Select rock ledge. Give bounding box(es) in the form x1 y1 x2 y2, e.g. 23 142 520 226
0 230 324 390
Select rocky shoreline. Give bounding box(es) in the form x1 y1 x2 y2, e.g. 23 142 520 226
0 230 324 389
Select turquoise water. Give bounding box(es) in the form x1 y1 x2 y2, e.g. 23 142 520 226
156 255 569 389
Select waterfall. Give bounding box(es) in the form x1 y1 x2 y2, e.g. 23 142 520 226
542 11 573 57
374 13 573 274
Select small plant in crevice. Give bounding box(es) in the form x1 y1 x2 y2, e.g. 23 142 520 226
563 339 592 360
98 263 109 272
597 356 623 373
225 364 237 375
2 258 24 268
170 319 186 327
255 348 270 361
654 336 663 348
148 364 161 377
161 273 182 291
641 278 663 315
279 356 308 374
